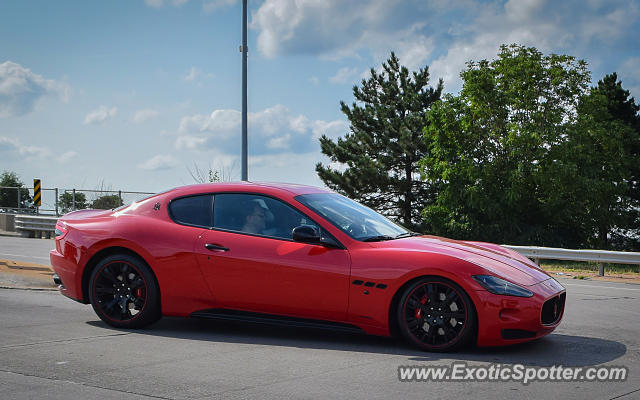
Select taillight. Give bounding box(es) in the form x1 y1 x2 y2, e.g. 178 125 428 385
55 220 68 239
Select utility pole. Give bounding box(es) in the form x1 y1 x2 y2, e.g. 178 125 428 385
241 0 248 181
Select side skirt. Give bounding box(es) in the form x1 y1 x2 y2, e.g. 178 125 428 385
190 309 366 334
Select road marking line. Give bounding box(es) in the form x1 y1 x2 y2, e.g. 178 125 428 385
0 253 50 261
562 283 640 292
0 333 131 349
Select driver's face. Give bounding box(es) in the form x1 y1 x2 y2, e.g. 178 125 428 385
247 206 266 228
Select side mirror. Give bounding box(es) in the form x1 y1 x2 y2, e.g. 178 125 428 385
292 225 321 244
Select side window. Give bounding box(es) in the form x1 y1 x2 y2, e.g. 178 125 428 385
169 194 213 228
213 193 319 240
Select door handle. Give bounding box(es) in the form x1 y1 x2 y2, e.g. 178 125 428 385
205 243 229 252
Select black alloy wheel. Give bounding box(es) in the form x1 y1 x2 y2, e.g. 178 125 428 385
89 254 160 328
397 277 476 352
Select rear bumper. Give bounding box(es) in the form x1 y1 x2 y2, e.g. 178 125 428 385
50 249 85 302
476 278 566 347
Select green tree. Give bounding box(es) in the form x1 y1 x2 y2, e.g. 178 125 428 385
58 191 88 214
422 44 590 246
552 73 640 249
316 52 443 230
0 171 32 210
602 74 640 249
92 194 121 210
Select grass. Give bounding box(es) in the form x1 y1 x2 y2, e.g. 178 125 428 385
539 259 639 275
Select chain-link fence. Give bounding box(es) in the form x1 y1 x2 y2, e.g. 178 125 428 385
0 186 155 216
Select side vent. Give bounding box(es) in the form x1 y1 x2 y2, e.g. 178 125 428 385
375 283 387 289
351 280 388 289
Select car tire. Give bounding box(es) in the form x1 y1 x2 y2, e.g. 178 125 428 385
397 276 476 352
89 253 161 329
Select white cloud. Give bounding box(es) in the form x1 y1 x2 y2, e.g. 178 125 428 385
251 0 434 69
394 27 435 70
427 0 638 91
176 104 348 153
203 0 237 13
181 67 214 86
504 0 545 22
174 104 349 185
132 108 159 123
0 61 69 118
266 133 292 149
175 134 207 150
310 119 349 140
250 104 298 135
138 154 180 170
427 0 580 91
618 56 640 98
83 106 118 125
329 67 359 84
581 4 638 42
183 67 201 82
618 57 640 83
309 76 319 85
59 151 77 163
145 0 233 11
0 136 51 159
250 0 639 93
179 108 240 136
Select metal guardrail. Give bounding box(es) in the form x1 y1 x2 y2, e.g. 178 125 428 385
14 215 58 239
503 245 640 276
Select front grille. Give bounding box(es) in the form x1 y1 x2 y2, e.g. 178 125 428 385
541 293 566 325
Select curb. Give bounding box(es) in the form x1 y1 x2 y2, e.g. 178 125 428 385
0 286 58 291
0 258 57 290
0 230 24 238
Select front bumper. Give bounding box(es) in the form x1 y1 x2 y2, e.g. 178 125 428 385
475 278 566 346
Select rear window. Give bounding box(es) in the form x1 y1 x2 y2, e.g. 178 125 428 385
169 195 213 228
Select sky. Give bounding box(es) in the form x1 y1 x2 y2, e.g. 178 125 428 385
1 0 639 203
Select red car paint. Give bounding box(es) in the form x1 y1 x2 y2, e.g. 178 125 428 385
50 182 565 346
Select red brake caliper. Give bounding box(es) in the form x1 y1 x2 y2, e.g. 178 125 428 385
415 296 427 319
135 287 145 298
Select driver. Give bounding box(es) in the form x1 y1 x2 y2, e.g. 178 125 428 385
242 201 267 234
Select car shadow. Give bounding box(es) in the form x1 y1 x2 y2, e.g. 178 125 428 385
86 317 626 367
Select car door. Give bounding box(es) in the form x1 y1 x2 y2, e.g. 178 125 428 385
195 193 351 322
159 193 216 314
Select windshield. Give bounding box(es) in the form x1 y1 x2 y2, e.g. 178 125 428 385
295 193 409 241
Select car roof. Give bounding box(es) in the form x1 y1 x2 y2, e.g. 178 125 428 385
165 181 332 198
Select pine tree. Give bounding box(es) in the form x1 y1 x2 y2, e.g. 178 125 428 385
569 73 640 249
316 53 442 231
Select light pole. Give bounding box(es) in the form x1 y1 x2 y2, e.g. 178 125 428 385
241 0 248 181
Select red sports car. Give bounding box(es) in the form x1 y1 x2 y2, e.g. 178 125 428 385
50 182 565 351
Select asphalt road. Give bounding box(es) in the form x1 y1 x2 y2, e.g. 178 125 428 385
0 235 54 265
0 237 639 399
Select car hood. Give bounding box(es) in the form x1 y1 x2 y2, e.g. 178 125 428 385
368 235 550 286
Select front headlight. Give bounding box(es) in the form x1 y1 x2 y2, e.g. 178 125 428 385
472 275 534 297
